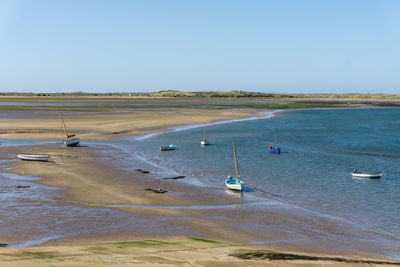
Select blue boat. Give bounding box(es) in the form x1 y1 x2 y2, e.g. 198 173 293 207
268 145 280 153
268 134 280 153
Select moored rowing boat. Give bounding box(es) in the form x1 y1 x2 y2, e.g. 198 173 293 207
17 154 51 162
351 169 383 179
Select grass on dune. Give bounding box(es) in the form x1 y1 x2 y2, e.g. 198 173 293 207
113 240 183 248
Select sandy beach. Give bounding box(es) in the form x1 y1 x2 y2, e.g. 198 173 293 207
0 109 259 141
1 108 399 266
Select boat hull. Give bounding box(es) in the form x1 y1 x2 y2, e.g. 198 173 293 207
17 154 51 162
160 144 176 151
64 138 80 147
268 145 280 153
225 179 244 191
269 148 280 153
200 140 209 146
351 172 383 179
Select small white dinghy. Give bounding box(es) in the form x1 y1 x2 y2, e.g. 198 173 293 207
225 141 244 191
225 176 244 191
200 127 209 146
351 169 383 179
17 154 51 162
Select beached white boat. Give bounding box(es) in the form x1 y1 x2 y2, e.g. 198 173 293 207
200 127 209 146
351 169 383 179
64 137 80 147
17 154 51 162
160 124 176 151
225 141 244 191
60 111 80 147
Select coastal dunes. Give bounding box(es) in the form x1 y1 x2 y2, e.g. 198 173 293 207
1 108 399 266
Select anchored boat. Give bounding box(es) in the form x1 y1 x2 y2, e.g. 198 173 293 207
60 111 80 147
268 144 280 153
160 124 176 151
225 141 244 191
351 169 383 179
200 127 209 146
268 134 280 153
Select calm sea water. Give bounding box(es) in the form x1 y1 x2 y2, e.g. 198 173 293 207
131 108 400 239
1 107 399 257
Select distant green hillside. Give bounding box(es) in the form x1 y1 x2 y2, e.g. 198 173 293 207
0 90 399 99
142 90 276 98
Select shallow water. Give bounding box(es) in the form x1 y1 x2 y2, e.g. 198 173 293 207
0 108 399 259
128 107 400 258
0 158 185 248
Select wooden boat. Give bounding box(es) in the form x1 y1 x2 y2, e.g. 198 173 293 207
268 134 280 153
225 141 244 191
17 154 51 162
160 124 176 151
60 111 80 147
200 127 209 146
351 169 383 179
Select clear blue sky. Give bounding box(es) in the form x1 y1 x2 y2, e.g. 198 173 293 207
0 0 399 93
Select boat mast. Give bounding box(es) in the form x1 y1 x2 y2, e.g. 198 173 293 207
163 124 166 147
232 141 240 179
60 116 64 140
59 111 69 138
203 127 206 140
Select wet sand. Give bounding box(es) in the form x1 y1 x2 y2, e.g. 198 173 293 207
0 109 259 141
1 238 399 267
0 109 399 266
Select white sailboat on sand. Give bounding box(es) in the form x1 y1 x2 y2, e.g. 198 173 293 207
160 124 176 151
225 141 244 191
60 111 80 147
200 127 209 146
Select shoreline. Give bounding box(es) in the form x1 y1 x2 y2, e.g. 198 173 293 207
0 108 399 265
0 109 265 141
133 110 282 140
2 143 396 261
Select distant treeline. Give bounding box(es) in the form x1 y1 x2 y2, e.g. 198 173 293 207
0 90 399 99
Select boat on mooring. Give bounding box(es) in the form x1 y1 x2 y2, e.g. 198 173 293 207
268 134 280 153
17 154 51 162
351 169 383 179
225 141 244 191
200 126 209 146
60 111 80 147
160 124 176 151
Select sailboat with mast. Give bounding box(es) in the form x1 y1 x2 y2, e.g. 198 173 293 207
160 124 176 151
225 140 244 191
200 126 209 146
268 134 280 153
60 111 80 147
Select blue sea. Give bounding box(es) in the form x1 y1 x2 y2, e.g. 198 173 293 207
129 107 400 256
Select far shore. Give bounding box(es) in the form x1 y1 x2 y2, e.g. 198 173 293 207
0 108 399 266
